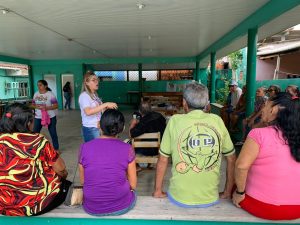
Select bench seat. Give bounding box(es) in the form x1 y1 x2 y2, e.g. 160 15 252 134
1 197 299 224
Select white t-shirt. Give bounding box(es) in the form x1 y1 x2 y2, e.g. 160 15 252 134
231 87 242 108
79 92 102 128
33 91 58 119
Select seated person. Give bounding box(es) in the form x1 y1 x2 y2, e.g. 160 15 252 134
229 85 246 131
153 83 236 207
233 93 300 220
0 103 70 216
79 109 137 216
221 81 242 127
267 84 281 98
286 84 299 98
129 101 166 156
236 87 267 145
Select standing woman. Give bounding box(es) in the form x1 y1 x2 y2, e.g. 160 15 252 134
63 81 72 110
32 80 59 151
79 71 117 142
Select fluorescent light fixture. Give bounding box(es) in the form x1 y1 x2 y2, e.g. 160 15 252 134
1 9 10 14
292 24 300 31
136 3 145 10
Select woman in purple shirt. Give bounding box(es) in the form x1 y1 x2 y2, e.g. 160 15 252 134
79 109 137 216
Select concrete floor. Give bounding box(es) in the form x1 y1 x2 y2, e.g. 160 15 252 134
40 109 227 196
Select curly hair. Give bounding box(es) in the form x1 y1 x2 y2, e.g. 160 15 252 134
270 92 300 162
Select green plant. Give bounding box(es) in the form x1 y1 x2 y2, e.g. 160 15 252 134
216 77 230 105
228 50 243 71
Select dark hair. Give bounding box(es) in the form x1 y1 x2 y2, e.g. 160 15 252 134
286 85 299 97
63 82 71 91
100 109 125 136
38 79 52 91
0 103 34 133
270 92 300 162
268 84 281 94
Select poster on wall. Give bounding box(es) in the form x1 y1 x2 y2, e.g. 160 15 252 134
166 82 177 92
177 84 187 92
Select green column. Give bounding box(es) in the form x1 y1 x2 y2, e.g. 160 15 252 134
138 63 143 92
138 63 143 105
194 61 199 81
246 27 258 116
210 52 216 103
28 65 34 98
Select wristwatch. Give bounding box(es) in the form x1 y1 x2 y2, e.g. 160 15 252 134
235 190 245 195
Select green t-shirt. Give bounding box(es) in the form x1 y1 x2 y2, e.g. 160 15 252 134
160 110 235 205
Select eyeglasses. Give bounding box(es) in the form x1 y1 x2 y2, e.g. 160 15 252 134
268 89 275 92
90 78 99 82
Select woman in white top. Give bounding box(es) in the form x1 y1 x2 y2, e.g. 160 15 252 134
79 71 117 142
32 80 59 150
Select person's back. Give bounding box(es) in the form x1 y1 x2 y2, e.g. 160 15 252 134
153 83 236 207
80 139 135 214
0 103 69 216
0 133 61 216
246 127 300 205
233 93 300 220
162 111 234 205
79 109 137 216
131 111 166 137
130 103 166 156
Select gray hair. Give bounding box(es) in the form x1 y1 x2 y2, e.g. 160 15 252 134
139 101 152 115
183 83 209 110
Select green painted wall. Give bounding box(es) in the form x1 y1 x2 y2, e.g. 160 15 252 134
0 76 15 100
199 69 208 86
255 78 300 91
31 64 84 109
100 80 193 105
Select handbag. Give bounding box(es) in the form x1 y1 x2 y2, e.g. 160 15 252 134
64 165 83 206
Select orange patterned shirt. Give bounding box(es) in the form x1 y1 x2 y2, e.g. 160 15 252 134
0 133 61 216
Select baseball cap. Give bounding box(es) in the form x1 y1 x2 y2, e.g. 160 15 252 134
229 81 238 86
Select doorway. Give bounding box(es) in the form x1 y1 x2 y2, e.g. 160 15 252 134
61 74 75 109
44 74 57 98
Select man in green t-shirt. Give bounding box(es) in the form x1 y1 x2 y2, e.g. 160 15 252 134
153 82 236 207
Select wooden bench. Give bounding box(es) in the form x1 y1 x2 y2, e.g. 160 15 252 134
1 197 298 224
132 132 160 164
142 92 183 108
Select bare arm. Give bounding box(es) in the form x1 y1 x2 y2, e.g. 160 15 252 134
153 154 168 198
84 102 117 116
53 157 68 179
128 119 139 138
220 153 236 199
79 164 84 185
232 137 259 207
127 160 137 190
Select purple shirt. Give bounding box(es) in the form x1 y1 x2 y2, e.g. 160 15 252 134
79 138 135 214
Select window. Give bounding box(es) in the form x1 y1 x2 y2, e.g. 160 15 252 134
18 82 29 98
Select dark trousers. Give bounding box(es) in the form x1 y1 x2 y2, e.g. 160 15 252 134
64 92 71 109
33 179 72 216
33 116 59 150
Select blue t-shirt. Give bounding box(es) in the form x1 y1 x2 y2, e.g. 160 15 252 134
79 138 135 214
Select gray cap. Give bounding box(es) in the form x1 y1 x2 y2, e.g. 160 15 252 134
230 80 238 86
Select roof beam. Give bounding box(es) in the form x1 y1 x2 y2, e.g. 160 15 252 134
196 0 300 61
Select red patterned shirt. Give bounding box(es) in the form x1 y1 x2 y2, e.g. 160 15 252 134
0 133 61 216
